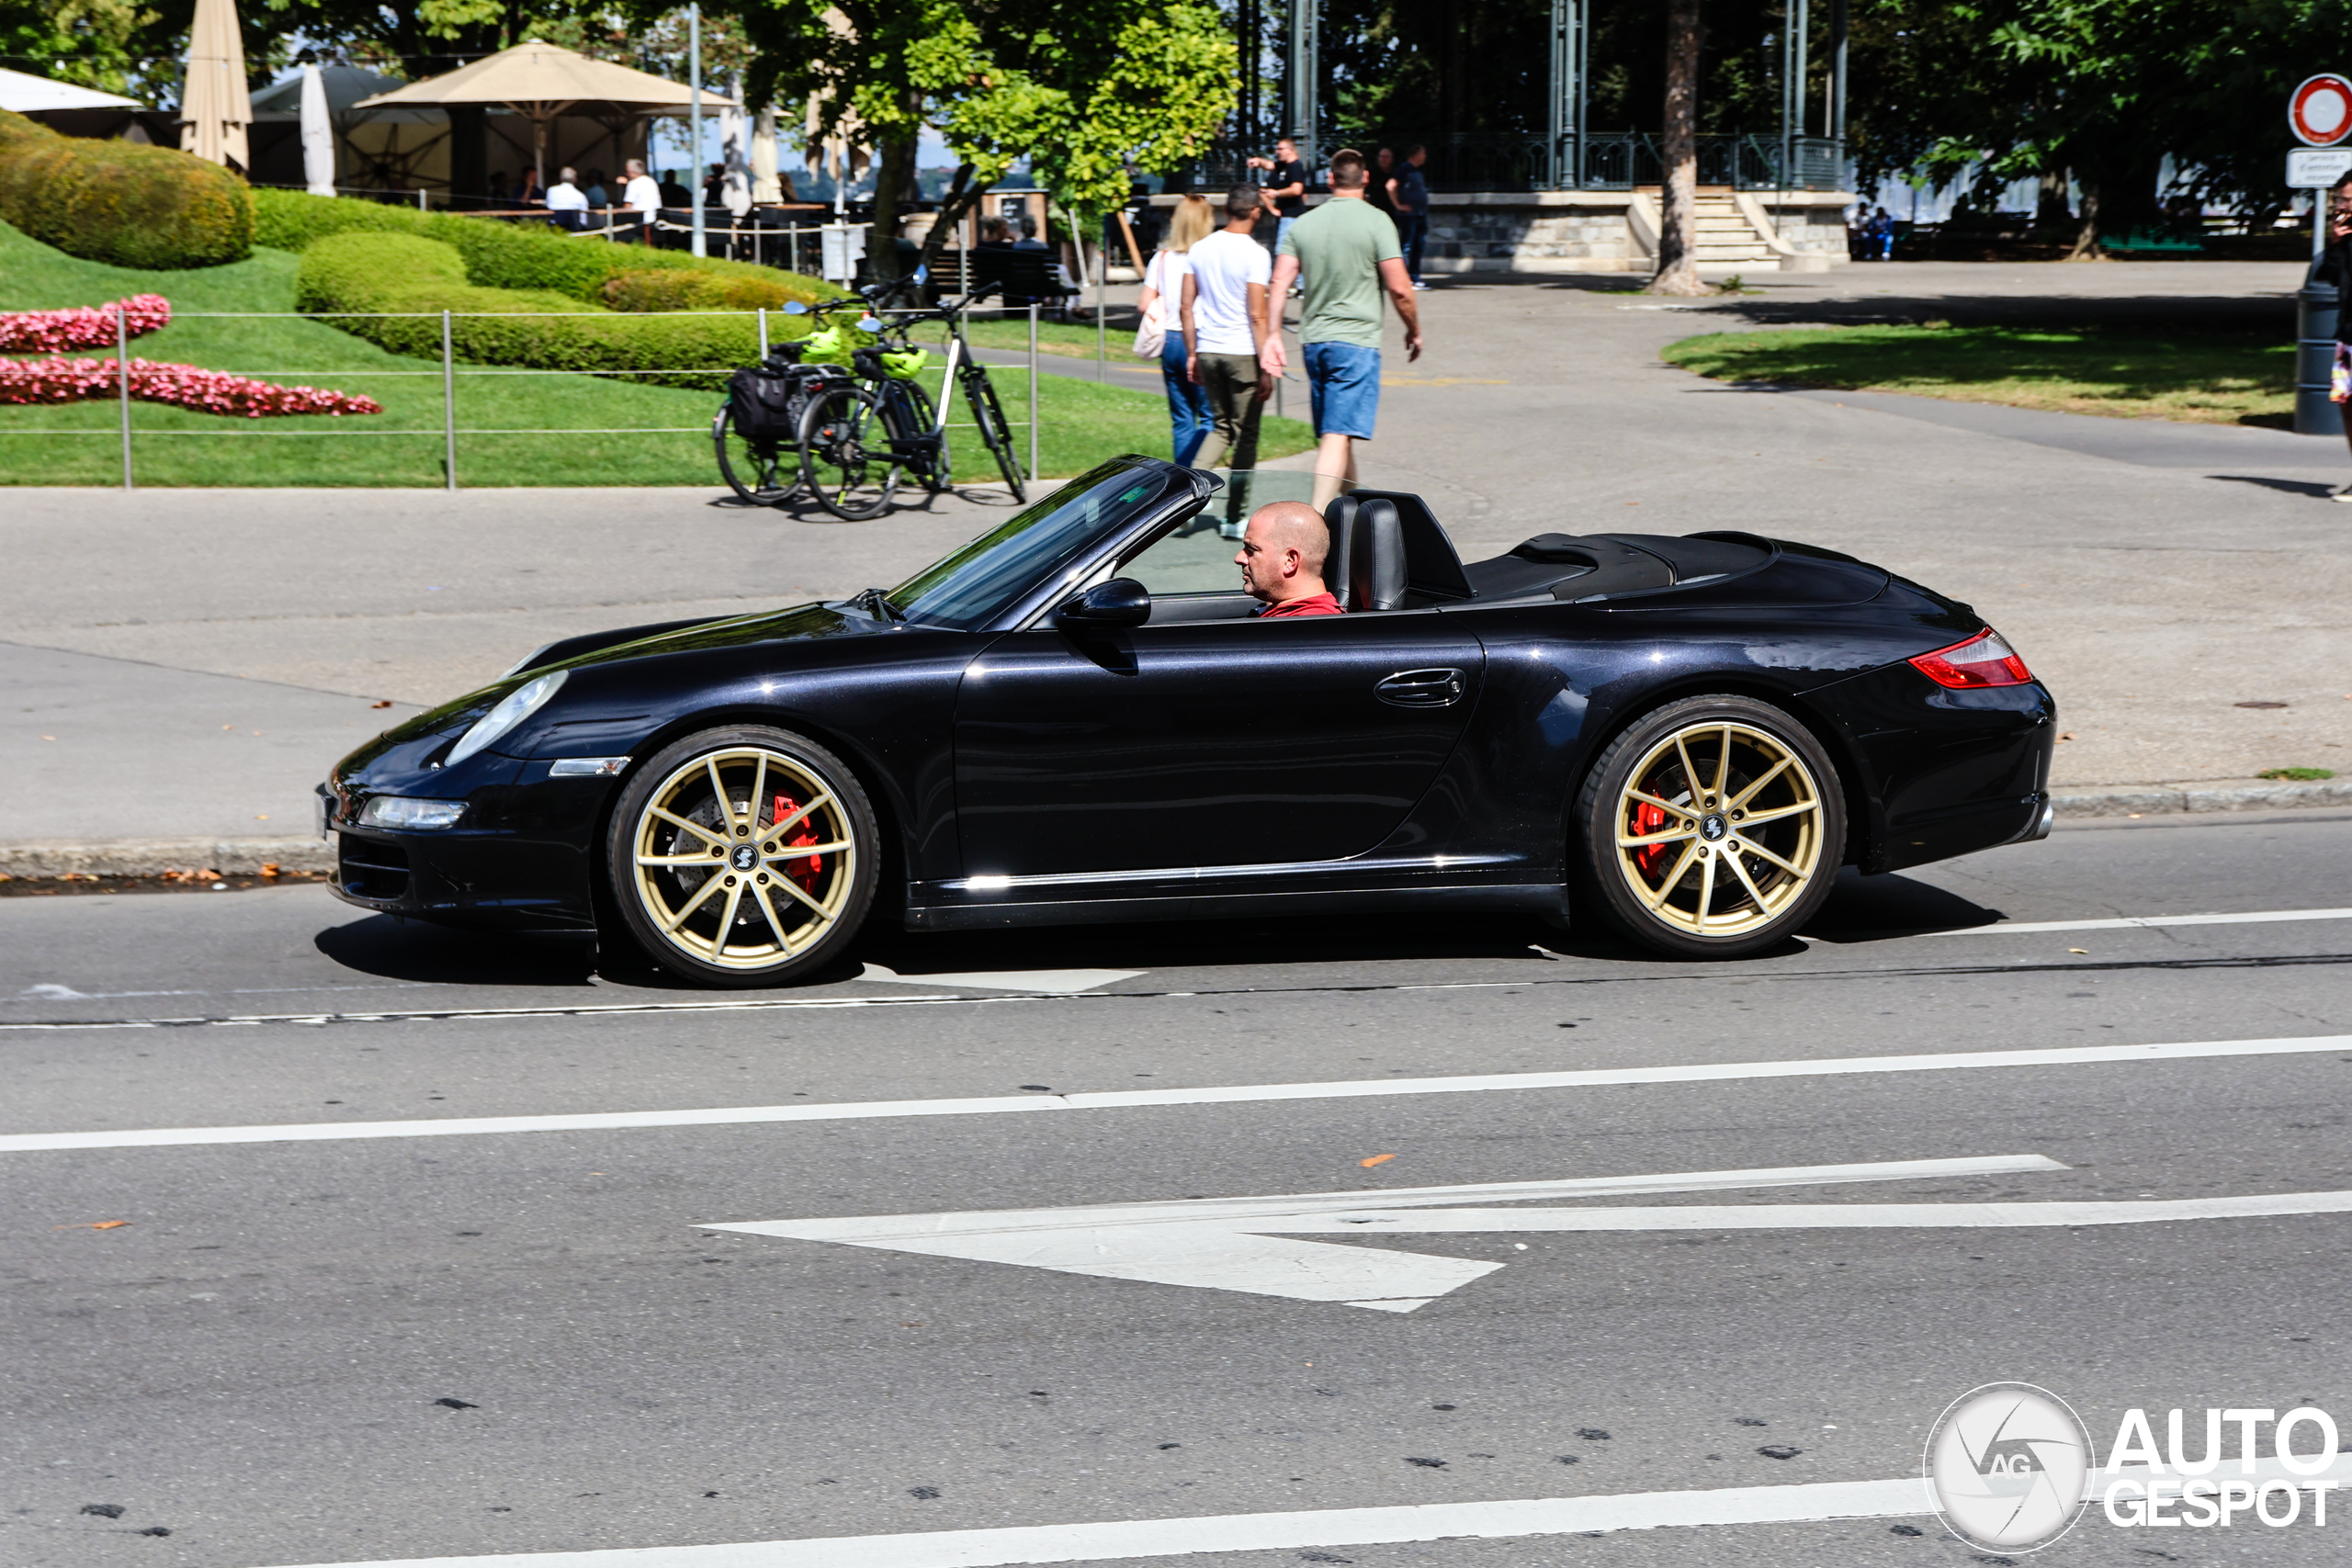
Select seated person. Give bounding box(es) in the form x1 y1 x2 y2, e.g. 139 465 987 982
545 167 589 230
659 169 694 209
978 215 1014 249
1235 502 1341 617
582 169 610 209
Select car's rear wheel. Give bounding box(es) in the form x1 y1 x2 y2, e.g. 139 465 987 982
605 726 877 987
1576 694 1844 957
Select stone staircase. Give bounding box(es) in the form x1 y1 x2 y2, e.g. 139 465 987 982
1690 191 1776 267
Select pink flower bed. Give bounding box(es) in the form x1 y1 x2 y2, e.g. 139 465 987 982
0 294 173 353
0 356 383 418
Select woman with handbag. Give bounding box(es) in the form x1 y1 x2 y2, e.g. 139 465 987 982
1136 195 1216 465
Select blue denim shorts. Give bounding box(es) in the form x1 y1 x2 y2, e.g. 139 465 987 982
1304 341 1381 439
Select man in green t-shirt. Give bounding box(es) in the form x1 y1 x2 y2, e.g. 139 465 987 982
1262 148 1423 510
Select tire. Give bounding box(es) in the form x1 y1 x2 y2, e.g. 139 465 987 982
605 726 879 987
964 367 1027 502
1574 694 1845 958
797 384 903 520
713 405 798 506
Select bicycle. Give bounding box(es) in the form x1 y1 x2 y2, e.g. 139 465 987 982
711 328 850 507
786 284 1029 522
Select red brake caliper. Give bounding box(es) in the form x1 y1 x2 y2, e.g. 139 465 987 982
1630 798 1669 880
773 795 823 894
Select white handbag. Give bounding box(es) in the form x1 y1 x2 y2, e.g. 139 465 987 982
1132 254 1172 359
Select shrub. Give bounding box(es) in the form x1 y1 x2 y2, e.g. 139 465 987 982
599 267 814 314
0 108 252 269
293 231 771 390
252 187 834 309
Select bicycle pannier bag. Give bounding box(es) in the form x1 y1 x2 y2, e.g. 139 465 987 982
728 365 799 443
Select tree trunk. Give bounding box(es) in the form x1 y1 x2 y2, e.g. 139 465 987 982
1648 0 1707 296
2034 169 2071 231
866 130 920 288
914 163 994 288
2066 186 2103 260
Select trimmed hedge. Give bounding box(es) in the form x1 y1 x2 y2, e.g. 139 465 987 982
293 231 776 390
0 108 252 269
252 187 834 308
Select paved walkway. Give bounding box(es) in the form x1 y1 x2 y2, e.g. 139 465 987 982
4 261 2346 858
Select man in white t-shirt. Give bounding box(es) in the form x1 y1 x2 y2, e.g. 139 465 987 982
546 167 588 231
1179 186 1273 521
620 158 662 242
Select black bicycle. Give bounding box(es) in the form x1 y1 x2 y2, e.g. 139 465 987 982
789 285 1028 521
712 329 852 507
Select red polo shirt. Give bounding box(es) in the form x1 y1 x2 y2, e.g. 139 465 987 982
1258 592 1342 618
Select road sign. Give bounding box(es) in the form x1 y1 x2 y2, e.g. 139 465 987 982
699 1155 2352 1313
2291 74 2352 146
2290 147 2352 187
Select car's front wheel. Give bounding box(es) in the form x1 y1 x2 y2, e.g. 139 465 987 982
1575 694 1844 957
605 726 878 987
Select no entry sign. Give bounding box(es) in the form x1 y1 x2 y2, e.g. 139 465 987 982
2291 74 2352 146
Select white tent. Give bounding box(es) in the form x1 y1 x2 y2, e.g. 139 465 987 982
750 107 784 205
0 65 142 114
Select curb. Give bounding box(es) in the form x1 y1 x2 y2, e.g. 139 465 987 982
2 780 2345 878
2052 778 2352 818
0 836 335 878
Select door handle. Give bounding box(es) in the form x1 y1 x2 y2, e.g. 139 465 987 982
1374 668 1466 707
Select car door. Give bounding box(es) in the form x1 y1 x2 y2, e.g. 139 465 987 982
953 605 1485 879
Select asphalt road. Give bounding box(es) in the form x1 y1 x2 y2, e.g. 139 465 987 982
6 809 2351 1568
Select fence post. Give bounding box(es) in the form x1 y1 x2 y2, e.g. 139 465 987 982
1028 301 1039 484
441 310 457 491
116 303 132 491
758 306 768 361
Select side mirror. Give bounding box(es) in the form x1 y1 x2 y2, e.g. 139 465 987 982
1055 577 1150 629
780 300 809 316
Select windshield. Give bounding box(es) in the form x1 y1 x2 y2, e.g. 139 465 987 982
888 459 1195 629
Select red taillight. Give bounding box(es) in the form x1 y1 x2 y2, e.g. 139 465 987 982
1910 629 2032 689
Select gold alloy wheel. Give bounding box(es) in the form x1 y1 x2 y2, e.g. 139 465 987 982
1611 719 1826 939
628 745 858 972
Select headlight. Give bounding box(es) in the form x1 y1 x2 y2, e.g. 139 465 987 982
358 796 466 830
448 671 567 765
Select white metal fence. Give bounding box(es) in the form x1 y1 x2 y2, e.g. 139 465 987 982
1 302 1046 493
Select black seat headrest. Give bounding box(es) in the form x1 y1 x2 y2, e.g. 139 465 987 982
1350 498 1408 613
1322 495 1361 612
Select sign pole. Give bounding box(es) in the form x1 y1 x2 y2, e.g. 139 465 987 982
2288 74 2352 437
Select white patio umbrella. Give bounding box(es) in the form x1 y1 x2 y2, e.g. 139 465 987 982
718 95 752 216
0 65 141 113
179 0 252 170
299 63 336 195
750 107 783 204
353 41 734 189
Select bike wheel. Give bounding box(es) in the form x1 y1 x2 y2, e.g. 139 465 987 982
713 406 797 506
962 367 1027 502
897 382 951 493
796 384 903 521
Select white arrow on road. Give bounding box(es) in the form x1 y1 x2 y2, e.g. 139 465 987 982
703 1152 2349 1313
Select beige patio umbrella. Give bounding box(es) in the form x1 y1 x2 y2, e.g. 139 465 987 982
353 40 734 189
179 0 252 171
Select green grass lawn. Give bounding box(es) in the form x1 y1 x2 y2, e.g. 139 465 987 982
0 221 1308 484
1661 322 2296 428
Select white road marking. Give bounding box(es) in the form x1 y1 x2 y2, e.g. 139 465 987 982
1931 906 2352 936
857 963 1145 994
266 1478 1939 1568
3 1032 2346 1155
257 1456 2352 1568
703 1156 2066 1310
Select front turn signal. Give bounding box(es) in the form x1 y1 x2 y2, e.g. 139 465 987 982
1909 629 2033 689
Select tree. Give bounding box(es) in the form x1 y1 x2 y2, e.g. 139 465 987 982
727 0 1235 285
1647 0 1706 294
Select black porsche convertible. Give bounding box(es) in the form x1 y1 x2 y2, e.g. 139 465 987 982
322 456 2054 985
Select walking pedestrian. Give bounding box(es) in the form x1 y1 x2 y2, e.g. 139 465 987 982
2310 172 2352 501
1138 193 1216 466
1250 138 1312 254
1181 185 1276 530
1263 149 1421 511
1368 147 1397 219
1388 143 1430 288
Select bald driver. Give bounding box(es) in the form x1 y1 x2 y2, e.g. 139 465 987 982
1234 501 1343 618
